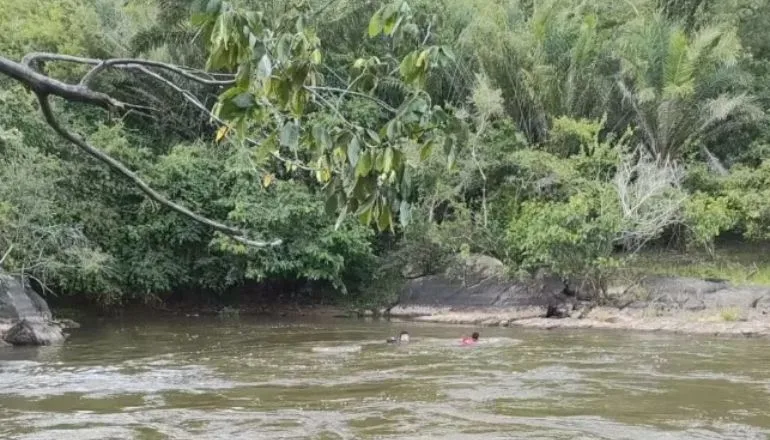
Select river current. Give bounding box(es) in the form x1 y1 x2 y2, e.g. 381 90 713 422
1 317 768 439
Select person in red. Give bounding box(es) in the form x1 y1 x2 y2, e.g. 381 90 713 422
461 332 479 345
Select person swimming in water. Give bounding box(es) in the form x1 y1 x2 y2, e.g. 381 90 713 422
461 332 479 345
387 331 410 344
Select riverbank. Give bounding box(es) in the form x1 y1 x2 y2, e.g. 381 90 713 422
7 252 770 341
387 305 770 337
154 274 770 338
382 255 770 337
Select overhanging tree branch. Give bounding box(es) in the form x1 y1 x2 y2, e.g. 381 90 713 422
0 54 280 248
0 56 128 110
132 65 317 172
21 52 236 86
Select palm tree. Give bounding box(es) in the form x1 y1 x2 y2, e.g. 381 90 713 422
616 13 764 164
446 0 617 144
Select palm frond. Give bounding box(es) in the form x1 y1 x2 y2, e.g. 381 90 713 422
662 28 694 99
700 93 764 132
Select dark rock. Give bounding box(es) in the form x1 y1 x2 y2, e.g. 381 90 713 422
641 276 770 312
545 303 571 319
398 255 570 310
400 274 561 309
55 318 81 329
0 273 52 321
1 272 66 346
448 254 507 285
3 319 65 346
642 276 728 297
564 276 602 301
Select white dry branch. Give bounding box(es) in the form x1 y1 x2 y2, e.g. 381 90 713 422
614 148 687 252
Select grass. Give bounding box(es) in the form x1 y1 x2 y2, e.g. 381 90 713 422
626 242 770 286
719 308 741 322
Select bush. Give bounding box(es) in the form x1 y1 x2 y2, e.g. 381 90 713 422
506 182 621 279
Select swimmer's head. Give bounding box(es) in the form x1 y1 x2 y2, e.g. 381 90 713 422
472 332 479 341
399 331 410 343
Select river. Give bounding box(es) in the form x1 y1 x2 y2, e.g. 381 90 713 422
0 317 769 439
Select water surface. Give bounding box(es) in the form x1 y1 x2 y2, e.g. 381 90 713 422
1 317 769 439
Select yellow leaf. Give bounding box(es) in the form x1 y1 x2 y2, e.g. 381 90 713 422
416 50 429 68
311 49 322 65
216 125 229 143
262 173 274 188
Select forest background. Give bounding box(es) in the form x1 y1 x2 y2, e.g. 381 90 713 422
2 0 770 310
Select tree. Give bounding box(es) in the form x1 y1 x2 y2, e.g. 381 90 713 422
616 13 764 162
2 0 768 304
0 0 461 250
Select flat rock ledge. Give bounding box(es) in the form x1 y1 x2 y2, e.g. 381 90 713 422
386 256 770 337
388 305 770 337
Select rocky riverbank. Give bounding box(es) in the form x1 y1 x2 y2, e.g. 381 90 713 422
383 255 770 337
388 305 770 336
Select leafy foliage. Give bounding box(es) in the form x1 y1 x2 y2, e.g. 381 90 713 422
2 0 770 307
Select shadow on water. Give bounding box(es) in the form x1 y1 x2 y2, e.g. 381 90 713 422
1 316 770 439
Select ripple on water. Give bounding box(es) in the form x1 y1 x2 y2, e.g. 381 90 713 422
1 322 770 439
0 357 238 399
4 403 769 440
311 345 363 354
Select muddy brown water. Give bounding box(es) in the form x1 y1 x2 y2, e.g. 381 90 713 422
1 317 769 439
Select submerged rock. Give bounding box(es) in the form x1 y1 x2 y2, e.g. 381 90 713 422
3 319 65 346
55 318 81 329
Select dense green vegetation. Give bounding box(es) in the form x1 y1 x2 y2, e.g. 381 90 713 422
2 0 770 307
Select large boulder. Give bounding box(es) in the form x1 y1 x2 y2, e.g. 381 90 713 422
450 254 507 284
0 272 69 346
0 273 52 321
394 255 572 316
3 319 64 346
637 276 770 312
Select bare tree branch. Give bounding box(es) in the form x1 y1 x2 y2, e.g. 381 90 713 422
0 54 280 248
37 95 279 247
307 86 398 114
0 56 127 110
21 52 235 86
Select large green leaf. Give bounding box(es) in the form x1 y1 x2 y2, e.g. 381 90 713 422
383 147 394 172
355 150 372 177
348 136 361 167
232 92 255 109
280 121 300 150
377 203 392 231
257 54 272 78
368 10 383 37
399 200 411 226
